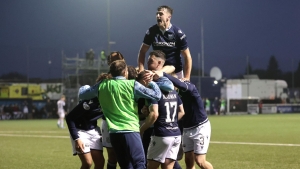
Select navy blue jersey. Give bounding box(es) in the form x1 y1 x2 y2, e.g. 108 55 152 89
143 24 188 73
66 97 103 140
150 90 182 137
164 73 208 129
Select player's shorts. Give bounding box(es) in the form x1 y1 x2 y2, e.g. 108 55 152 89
147 135 181 163
220 106 225 111
182 120 211 155
70 126 103 155
205 106 210 112
101 119 112 148
176 71 184 79
58 111 65 118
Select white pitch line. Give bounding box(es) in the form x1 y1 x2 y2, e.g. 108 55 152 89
211 141 300 147
0 134 69 139
0 131 65 133
0 134 299 147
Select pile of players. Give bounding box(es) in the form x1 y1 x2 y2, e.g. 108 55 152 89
66 5 213 169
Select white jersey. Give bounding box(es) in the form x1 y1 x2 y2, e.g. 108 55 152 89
57 100 65 113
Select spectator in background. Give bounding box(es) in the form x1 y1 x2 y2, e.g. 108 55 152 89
45 99 53 118
213 97 220 115
32 105 38 119
23 103 29 119
204 98 211 115
100 50 106 66
3 105 10 119
0 105 5 120
86 49 95 66
220 98 226 115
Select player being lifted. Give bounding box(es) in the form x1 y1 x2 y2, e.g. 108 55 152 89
138 5 192 80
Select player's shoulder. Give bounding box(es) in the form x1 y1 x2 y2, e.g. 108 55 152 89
146 24 159 33
170 25 185 35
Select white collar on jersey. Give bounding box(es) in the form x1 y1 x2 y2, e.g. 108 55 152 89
160 23 172 34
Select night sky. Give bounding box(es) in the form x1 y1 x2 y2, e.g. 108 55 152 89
1 0 299 79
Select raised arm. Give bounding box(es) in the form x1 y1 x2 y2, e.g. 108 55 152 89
181 48 192 80
163 72 189 92
78 82 100 100
155 76 174 92
137 44 150 72
134 81 162 101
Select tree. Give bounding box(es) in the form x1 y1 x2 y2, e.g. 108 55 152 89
295 61 300 88
266 55 281 79
0 71 27 80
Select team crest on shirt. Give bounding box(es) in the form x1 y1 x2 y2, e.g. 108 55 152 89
168 34 174 40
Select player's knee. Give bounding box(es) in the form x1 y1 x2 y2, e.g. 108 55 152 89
196 160 209 169
81 161 93 169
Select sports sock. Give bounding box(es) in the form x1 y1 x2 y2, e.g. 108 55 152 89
173 161 182 169
107 161 117 169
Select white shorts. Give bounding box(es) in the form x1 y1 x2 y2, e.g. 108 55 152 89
205 106 210 112
58 111 65 118
70 126 103 155
175 71 184 79
147 135 181 163
182 120 211 155
101 119 112 148
220 106 225 111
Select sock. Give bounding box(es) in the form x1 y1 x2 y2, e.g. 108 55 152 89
107 161 117 169
173 161 182 169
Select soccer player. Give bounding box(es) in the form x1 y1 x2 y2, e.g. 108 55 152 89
98 60 162 169
163 73 214 169
140 78 185 169
57 95 66 128
138 5 192 80
140 50 184 169
204 98 211 115
220 98 226 115
66 85 105 169
80 51 125 169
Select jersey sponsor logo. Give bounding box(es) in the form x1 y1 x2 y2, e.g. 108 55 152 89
166 126 179 130
153 41 175 47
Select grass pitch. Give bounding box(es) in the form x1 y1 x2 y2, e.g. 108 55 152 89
0 114 299 169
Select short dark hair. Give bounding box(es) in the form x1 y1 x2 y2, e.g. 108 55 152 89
109 60 127 77
136 70 147 82
149 50 166 61
127 65 138 80
107 51 125 65
157 5 173 15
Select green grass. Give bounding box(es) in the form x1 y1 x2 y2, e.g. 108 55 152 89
0 114 300 169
